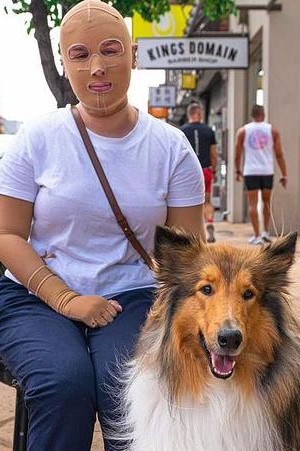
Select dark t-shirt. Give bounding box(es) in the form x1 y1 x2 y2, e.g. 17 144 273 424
181 122 217 168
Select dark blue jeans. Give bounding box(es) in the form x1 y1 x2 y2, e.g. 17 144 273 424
0 276 155 451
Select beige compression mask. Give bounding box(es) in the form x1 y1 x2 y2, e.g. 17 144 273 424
60 0 133 116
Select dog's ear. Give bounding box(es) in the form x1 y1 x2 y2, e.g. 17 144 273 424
263 232 297 263
260 232 297 289
154 226 202 285
154 226 193 254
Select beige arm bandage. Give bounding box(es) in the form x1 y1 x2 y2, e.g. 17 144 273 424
26 265 120 326
27 265 80 317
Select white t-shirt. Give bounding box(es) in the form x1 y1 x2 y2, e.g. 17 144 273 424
243 121 274 176
0 107 204 298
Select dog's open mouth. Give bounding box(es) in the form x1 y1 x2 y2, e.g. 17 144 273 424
200 334 236 380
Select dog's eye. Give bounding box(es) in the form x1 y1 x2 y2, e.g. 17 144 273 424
200 285 213 296
243 289 254 301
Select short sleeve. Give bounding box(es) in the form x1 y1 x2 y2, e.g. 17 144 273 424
0 126 38 202
167 134 205 207
211 129 217 145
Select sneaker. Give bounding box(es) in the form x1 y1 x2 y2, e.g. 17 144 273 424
261 231 272 243
206 224 216 243
248 235 263 245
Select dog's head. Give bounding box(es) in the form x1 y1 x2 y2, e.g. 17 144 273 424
150 226 297 398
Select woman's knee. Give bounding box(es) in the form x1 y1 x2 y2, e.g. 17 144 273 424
25 353 97 413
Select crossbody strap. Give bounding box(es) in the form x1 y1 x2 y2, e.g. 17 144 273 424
71 106 153 270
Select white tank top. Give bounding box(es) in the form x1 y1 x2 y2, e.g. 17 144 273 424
243 121 274 176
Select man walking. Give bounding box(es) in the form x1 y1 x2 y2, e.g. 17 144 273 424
181 102 218 242
235 104 288 244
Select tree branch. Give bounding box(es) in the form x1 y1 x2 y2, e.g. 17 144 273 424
29 0 76 106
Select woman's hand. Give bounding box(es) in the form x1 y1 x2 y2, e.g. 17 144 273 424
25 264 123 328
65 295 123 328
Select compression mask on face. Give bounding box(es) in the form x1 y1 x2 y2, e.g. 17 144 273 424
60 0 132 116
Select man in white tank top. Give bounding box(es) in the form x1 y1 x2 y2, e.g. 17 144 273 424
235 105 288 244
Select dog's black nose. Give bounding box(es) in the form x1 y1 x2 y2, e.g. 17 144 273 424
218 329 242 351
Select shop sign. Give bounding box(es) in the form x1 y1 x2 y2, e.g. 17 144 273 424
181 72 197 90
138 35 249 70
148 107 169 119
149 85 176 108
132 5 193 41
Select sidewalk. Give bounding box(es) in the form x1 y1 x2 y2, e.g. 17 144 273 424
1 221 299 450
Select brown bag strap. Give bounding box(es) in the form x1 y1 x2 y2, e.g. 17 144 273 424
71 106 153 270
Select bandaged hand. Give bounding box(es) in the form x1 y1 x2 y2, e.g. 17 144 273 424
27 266 122 328
63 295 122 327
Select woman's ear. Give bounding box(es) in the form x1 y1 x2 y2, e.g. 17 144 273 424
131 43 138 69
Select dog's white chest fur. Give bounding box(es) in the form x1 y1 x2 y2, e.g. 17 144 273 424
126 369 280 451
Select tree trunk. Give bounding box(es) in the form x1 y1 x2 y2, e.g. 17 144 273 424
29 0 77 107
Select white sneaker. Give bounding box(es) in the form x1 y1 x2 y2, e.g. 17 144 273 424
261 231 272 243
248 235 263 245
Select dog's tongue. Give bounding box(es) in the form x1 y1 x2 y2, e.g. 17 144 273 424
211 352 235 375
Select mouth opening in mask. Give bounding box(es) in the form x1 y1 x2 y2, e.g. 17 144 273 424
88 82 113 93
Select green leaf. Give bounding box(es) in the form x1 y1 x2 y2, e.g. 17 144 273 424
5 0 237 30
201 0 237 20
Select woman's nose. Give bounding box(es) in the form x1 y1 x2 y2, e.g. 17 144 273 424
90 54 106 76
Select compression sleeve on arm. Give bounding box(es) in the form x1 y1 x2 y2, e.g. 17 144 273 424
27 265 79 313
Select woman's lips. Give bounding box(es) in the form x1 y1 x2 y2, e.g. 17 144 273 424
88 82 112 93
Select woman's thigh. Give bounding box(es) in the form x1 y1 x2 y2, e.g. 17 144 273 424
87 287 155 448
88 287 155 401
0 276 98 450
0 276 96 407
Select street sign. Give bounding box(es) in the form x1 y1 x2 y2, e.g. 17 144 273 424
148 107 169 119
149 86 176 108
132 5 192 41
181 72 197 90
138 35 249 70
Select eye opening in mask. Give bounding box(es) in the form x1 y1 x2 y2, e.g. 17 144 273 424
68 44 90 61
99 39 124 57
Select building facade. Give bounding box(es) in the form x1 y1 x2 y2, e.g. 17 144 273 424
227 0 300 233
169 0 299 232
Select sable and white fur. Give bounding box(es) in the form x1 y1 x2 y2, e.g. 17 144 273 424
114 227 300 451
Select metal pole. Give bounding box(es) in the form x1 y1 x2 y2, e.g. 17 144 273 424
13 386 28 451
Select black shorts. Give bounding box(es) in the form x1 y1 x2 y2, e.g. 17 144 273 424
244 175 274 191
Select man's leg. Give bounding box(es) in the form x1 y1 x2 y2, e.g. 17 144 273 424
0 277 97 451
203 168 215 243
204 192 215 224
244 176 262 243
247 189 260 238
260 175 274 242
261 189 272 240
88 287 155 451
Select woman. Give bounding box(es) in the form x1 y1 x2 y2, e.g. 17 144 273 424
0 1 205 450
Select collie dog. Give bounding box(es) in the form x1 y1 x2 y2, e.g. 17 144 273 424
122 226 300 451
